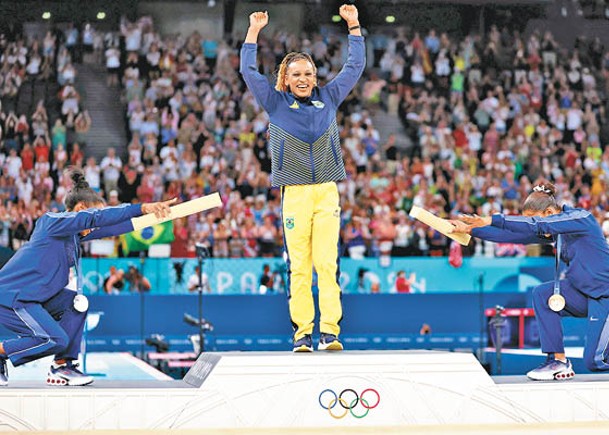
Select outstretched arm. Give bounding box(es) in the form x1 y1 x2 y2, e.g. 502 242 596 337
244 11 268 44
325 4 366 106
341 4 361 37
46 204 143 237
239 11 277 112
449 216 550 245
81 221 134 241
471 226 549 245
47 199 176 237
491 210 592 237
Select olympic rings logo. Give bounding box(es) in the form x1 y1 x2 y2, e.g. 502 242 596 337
318 388 380 419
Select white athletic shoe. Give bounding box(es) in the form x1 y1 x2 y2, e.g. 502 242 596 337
526 358 575 381
47 361 94 386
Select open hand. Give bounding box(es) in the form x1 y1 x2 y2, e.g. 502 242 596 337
249 11 269 31
339 4 359 26
141 198 177 219
458 214 492 228
448 220 472 234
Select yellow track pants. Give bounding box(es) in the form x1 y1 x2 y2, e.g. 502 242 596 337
281 182 342 340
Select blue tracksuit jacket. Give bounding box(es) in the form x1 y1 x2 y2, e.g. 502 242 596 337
473 206 609 298
239 35 365 187
0 204 142 307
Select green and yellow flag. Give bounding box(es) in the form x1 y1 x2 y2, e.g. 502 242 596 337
121 221 175 254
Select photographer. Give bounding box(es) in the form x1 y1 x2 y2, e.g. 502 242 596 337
125 265 151 293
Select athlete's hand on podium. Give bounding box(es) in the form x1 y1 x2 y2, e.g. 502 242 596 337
141 198 177 219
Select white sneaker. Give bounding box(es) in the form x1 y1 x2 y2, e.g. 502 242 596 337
526 358 575 381
47 361 94 386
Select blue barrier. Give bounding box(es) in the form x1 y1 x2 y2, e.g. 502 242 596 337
0 291 586 353
79 292 536 352
81 257 555 295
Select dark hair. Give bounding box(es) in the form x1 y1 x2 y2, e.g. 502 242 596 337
64 167 104 211
522 182 559 213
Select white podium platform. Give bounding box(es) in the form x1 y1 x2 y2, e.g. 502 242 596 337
0 350 608 432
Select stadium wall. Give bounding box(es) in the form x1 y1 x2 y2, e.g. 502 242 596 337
232 2 305 37
137 1 224 38
81 257 556 295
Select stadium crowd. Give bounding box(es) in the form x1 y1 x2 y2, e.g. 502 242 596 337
0 25 95 251
0 17 608 259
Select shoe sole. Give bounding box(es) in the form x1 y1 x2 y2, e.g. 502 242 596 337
293 345 313 353
318 341 344 351
47 374 94 386
527 369 575 381
553 371 575 380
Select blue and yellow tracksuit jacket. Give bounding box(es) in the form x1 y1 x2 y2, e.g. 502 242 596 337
240 35 365 187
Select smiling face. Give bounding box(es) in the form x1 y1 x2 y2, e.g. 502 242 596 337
284 59 317 99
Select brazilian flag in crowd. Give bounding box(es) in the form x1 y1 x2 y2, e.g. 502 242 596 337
121 221 174 254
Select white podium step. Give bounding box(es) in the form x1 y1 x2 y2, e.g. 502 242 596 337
0 350 608 431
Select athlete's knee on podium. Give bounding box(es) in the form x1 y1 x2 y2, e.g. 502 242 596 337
583 354 602 371
584 356 598 371
583 348 609 372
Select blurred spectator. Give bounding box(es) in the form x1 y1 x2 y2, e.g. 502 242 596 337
125 265 151 292
107 190 120 206
104 267 125 294
187 265 210 293
395 270 411 293
257 215 278 258
84 156 101 191
258 264 274 294
74 111 92 144
100 147 122 195
117 167 141 203
105 44 120 87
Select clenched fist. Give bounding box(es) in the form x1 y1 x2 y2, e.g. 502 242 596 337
249 11 269 31
339 4 359 26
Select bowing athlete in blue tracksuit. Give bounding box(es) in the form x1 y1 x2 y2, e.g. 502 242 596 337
453 182 609 381
0 168 174 386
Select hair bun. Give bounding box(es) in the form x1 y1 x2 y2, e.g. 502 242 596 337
68 167 89 189
532 182 556 196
